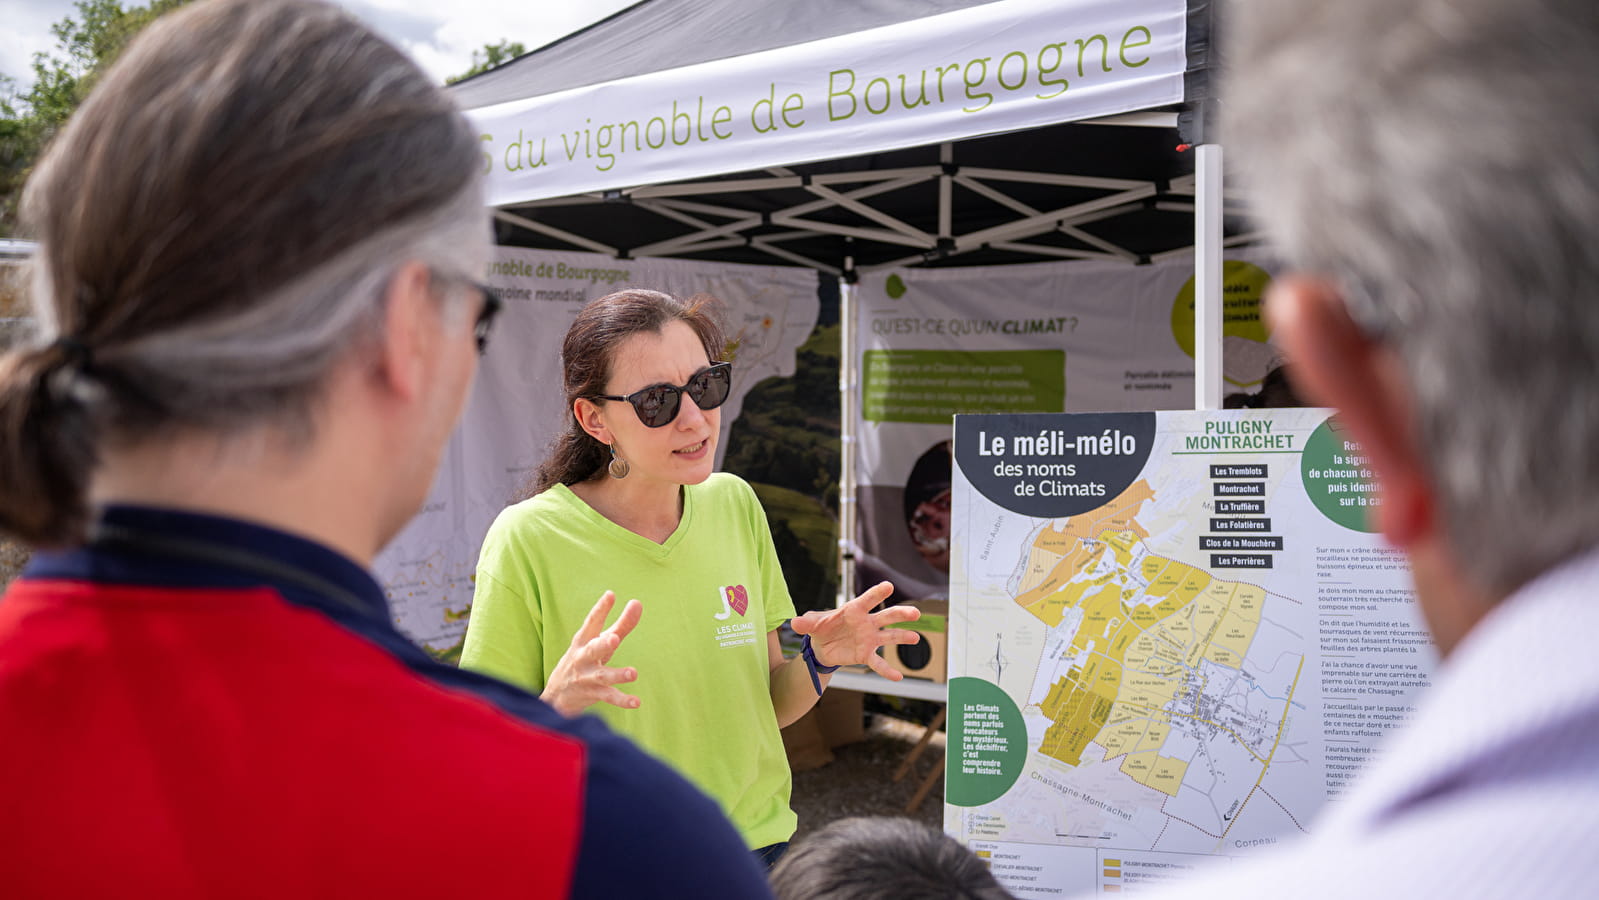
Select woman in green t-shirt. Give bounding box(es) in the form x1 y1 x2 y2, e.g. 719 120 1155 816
462 289 921 864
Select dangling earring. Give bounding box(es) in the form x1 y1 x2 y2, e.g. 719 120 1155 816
608 444 630 479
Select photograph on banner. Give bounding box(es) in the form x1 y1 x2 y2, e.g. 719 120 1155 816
722 316 846 616
375 247 820 662
943 409 1437 898
853 250 1280 606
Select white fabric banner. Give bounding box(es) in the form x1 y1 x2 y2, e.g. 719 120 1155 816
467 0 1187 206
852 250 1280 601
376 248 819 659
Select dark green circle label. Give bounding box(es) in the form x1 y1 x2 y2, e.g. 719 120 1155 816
946 677 1026 807
1300 417 1380 532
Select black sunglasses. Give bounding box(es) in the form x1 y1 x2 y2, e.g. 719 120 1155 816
469 281 501 355
596 362 733 427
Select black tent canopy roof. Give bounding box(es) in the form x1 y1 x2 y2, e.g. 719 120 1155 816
448 0 996 110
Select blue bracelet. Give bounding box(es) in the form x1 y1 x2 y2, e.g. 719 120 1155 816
800 634 839 696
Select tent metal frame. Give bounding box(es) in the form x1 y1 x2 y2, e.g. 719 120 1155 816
488 113 1243 281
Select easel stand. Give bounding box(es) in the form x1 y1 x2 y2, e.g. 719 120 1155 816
891 706 946 813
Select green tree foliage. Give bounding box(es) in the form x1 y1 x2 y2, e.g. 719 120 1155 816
446 40 527 85
0 77 24 225
0 74 36 237
0 1 193 235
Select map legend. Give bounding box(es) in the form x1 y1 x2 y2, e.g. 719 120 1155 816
1098 851 1223 893
962 842 1099 897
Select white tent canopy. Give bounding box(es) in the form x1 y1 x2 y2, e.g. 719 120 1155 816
465 0 1187 206
449 0 1239 628
450 0 1233 300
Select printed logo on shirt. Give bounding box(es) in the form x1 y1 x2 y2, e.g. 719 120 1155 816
712 584 759 649
712 584 749 619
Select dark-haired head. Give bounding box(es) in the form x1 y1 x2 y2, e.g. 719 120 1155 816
769 817 1013 900
530 289 725 496
1222 364 1304 410
0 0 487 546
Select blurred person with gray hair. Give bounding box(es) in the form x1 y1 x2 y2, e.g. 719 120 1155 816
1101 0 1599 897
0 1 769 896
769 817 1012 900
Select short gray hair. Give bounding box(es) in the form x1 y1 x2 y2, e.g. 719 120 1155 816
1226 0 1599 595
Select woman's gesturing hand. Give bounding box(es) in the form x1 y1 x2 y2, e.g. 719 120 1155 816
789 581 922 680
541 591 643 716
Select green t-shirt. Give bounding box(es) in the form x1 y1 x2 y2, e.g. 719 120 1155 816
460 473 798 848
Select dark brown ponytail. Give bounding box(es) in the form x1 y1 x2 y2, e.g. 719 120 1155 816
525 290 726 498
0 342 101 545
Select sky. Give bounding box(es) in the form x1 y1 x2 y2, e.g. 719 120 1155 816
0 0 638 89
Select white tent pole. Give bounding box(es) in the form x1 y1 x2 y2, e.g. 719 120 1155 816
635 238 747 256
811 166 941 186
954 174 1140 263
804 182 935 246
986 242 1123 262
956 168 1150 191
958 186 1156 248
1057 225 1139 262
1154 200 1250 218
748 240 842 274
764 165 935 246
771 217 931 249
632 199 721 233
646 198 754 219
1148 230 1267 264
493 210 617 256
630 175 927 257
1078 111 1180 128
838 277 858 608
1194 144 1225 410
857 200 1153 272
952 174 1032 215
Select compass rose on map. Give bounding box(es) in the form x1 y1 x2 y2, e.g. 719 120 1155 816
988 638 1012 680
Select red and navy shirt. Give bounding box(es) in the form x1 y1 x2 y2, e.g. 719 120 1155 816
0 506 771 898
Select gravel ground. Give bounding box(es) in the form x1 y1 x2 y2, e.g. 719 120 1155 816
0 540 27 591
790 713 946 842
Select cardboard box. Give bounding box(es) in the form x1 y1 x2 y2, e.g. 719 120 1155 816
882 599 948 683
781 710 834 772
813 684 865 747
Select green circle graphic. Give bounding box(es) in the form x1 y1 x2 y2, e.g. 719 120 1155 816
1171 260 1272 386
1300 416 1380 532
946 676 1027 807
885 274 908 299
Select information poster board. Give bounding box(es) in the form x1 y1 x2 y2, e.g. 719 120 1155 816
944 409 1437 897
854 252 1279 605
